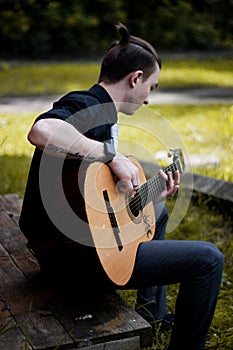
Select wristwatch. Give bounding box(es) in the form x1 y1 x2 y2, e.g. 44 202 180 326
104 141 116 164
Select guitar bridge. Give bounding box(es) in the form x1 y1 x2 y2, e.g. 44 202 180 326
103 190 123 251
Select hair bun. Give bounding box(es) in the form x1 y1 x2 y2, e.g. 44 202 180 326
115 22 130 45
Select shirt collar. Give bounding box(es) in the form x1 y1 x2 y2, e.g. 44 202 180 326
89 84 118 123
89 84 113 104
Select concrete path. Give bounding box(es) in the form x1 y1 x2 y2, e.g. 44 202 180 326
151 87 233 105
0 87 232 114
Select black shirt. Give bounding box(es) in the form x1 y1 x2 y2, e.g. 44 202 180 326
19 84 117 255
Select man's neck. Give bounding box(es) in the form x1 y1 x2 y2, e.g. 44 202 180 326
98 81 127 112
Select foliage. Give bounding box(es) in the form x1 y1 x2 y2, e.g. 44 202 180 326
0 0 232 58
123 0 233 51
0 0 126 58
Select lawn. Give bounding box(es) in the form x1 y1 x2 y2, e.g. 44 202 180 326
0 57 233 96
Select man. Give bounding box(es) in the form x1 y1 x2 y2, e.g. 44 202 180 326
19 23 223 349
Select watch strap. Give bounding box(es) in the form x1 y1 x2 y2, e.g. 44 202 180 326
104 141 116 164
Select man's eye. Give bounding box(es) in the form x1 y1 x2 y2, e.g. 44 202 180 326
151 84 158 91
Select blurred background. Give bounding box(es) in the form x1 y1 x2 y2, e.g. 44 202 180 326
0 0 233 59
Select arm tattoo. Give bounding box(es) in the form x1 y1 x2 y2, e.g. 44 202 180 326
46 143 69 156
46 143 104 162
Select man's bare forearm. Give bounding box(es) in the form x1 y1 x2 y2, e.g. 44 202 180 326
28 118 106 161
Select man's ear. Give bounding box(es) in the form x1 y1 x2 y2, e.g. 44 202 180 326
129 70 143 88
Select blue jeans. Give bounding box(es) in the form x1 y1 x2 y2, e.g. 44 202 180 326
135 202 168 322
126 203 224 350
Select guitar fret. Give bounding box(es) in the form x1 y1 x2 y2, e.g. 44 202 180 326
136 159 180 208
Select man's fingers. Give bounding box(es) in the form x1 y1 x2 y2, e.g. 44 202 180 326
131 174 140 189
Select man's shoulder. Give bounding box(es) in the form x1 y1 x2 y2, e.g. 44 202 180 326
61 84 112 105
54 89 98 112
61 90 97 103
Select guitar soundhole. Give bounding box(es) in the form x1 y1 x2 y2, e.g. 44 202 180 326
128 192 142 218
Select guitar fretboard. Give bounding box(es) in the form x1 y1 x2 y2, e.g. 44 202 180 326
133 159 182 210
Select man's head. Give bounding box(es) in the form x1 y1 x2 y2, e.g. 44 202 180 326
98 23 161 115
98 23 161 85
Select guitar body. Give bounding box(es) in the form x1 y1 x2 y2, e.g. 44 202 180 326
84 157 155 286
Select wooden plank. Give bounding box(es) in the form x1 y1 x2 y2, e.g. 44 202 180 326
0 247 75 350
0 193 22 214
12 253 152 349
0 299 29 350
181 172 233 203
76 336 141 350
11 246 152 349
46 290 152 349
0 194 153 349
0 243 28 349
0 212 74 350
0 210 28 256
0 194 22 221
12 245 153 349
0 201 41 283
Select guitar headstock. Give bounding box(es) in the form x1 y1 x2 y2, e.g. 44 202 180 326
167 148 185 173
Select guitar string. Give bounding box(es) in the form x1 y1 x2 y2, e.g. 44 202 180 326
127 161 179 212
127 168 172 213
141 162 179 204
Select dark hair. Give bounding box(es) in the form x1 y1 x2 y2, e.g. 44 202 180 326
98 23 161 84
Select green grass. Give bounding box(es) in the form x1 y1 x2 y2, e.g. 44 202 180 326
159 58 233 88
0 61 100 96
0 113 34 196
0 57 233 96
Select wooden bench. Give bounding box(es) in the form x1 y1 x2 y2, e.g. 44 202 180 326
0 194 153 350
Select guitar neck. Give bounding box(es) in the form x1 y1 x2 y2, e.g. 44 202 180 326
138 160 181 208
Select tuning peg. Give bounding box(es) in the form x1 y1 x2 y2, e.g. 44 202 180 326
167 148 175 158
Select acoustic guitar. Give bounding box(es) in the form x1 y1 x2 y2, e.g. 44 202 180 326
84 148 185 286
